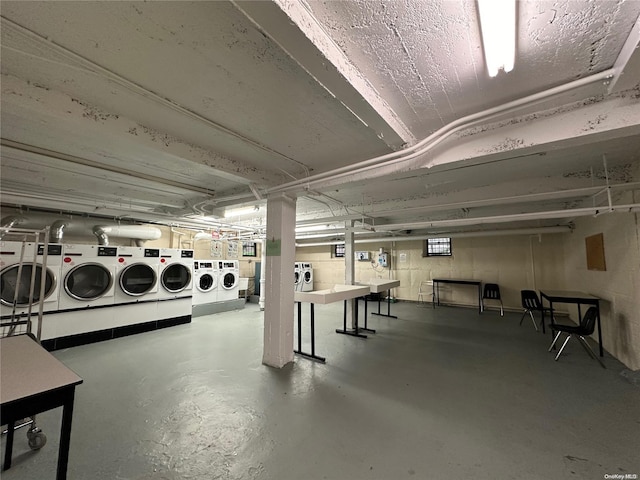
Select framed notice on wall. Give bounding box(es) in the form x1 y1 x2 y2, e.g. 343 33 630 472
585 233 606 271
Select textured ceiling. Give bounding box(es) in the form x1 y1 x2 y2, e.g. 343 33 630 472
1 0 639 240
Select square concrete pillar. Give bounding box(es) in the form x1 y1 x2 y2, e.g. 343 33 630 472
262 193 297 368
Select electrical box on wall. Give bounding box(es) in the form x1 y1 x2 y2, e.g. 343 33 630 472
377 252 388 267
356 251 370 261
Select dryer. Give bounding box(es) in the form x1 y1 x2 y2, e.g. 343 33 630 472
301 262 314 292
294 262 302 291
0 241 62 321
192 260 218 305
159 248 194 300
59 244 117 310
217 260 239 301
115 246 160 304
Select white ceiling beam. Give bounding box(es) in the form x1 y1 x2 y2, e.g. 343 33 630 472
233 0 415 150
607 13 640 94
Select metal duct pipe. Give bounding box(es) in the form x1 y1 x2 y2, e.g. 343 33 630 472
93 225 162 246
295 225 574 247
50 220 68 243
193 232 211 241
0 215 26 240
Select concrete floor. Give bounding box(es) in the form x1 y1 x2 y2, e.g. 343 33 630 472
2 301 639 479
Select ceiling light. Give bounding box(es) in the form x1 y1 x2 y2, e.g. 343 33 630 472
477 0 516 77
223 205 260 218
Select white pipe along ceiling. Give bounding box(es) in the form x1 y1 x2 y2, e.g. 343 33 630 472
0 1 639 239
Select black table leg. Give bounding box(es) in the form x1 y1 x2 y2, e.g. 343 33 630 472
2 421 15 471
294 302 326 363
336 299 367 338
360 297 376 333
57 390 76 480
596 304 603 357
371 290 397 319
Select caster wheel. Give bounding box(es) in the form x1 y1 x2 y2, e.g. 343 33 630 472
27 430 47 450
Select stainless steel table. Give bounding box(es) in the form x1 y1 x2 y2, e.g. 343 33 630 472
540 290 603 357
1 334 83 479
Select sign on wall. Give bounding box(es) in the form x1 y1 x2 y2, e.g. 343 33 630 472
227 241 239 259
211 240 223 258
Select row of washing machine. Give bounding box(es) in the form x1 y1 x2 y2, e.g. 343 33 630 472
0 241 196 345
294 262 313 291
192 260 240 306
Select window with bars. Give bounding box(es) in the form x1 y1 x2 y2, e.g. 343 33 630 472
334 244 345 258
423 238 452 257
242 242 257 257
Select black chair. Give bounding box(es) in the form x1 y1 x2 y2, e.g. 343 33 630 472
548 306 605 368
482 283 503 316
519 290 550 332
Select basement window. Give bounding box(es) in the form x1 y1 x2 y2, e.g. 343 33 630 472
242 242 257 257
334 244 345 258
424 238 452 257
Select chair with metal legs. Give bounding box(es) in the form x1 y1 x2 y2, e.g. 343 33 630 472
519 290 550 331
417 280 433 307
548 306 605 368
482 283 503 316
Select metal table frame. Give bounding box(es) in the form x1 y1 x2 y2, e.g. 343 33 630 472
432 279 483 314
540 290 603 357
294 285 370 363
1 334 83 479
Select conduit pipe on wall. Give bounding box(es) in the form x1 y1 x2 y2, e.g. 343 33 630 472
295 225 574 247
267 69 616 195
93 225 162 246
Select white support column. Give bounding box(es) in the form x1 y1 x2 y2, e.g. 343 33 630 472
259 238 266 311
262 193 297 368
344 220 356 328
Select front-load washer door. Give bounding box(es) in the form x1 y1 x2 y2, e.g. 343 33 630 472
119 263 157 296
222 272 238 290
197 273 215 293
162 264 191 293
304 271 312 284
0 264 56 306
65 263 113 300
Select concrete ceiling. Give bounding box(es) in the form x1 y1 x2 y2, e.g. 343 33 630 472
1 0 640 241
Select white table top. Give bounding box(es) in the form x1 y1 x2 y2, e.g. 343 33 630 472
1 335 83 405
294 284 370 305
357 279 400 293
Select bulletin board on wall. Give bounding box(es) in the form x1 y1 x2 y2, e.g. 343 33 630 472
585 233 606 271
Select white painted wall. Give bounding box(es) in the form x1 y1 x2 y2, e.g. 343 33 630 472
297 203 640 370
560 195 640 370
296 234 566 309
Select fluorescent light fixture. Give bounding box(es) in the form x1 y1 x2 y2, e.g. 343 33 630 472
223 205 259 218
477 0 516 77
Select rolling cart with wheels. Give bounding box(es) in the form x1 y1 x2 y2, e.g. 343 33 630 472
1 227 51 466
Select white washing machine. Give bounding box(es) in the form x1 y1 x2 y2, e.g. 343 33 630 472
294 262 302 291
217 260 239 301
301 262 314 292
59 244 117 310
115 246 160 304
192 260 218 305
0 241 62 320
158 248 194 300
